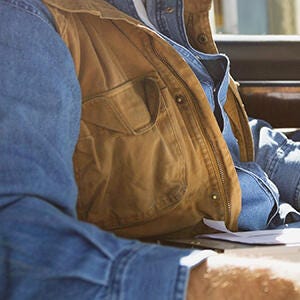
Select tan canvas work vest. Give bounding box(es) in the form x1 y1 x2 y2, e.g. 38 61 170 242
43 0 254 239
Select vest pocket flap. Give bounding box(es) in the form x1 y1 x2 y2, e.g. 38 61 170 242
82 77 161 135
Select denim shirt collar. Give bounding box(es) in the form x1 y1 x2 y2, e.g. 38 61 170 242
145 0 187 46
45 0 230 108
145 0 230 104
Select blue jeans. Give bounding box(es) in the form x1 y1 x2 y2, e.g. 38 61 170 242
0 1 200 299
250 119 300 225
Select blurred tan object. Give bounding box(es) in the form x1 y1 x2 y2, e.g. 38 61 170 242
268 0 297 34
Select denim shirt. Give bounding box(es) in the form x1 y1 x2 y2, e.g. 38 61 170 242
107 0 300 230
0 1 220 299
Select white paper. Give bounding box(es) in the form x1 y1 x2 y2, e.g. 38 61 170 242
198 219 300 245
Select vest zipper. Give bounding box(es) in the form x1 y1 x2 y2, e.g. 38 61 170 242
149 38 231 223
211 88 229 216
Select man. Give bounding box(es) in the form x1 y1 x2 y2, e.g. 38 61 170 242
26 0 300 241
1 0 300 299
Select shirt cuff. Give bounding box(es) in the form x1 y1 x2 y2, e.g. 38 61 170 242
109 243 217 300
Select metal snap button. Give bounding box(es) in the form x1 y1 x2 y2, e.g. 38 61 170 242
175 95 185 104
165 7 174 13
197 33 208 44
211 193 218 200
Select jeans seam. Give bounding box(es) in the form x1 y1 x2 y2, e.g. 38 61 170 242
235 165 279 227
262 139 288 181
235 165 278 207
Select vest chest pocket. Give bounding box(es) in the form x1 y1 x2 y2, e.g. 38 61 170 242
74 75 187 231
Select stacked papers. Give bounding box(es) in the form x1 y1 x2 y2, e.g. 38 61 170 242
198 219 300 245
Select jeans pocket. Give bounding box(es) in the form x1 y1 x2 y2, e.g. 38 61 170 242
236 163 279 231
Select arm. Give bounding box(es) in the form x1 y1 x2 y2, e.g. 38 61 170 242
188 254 300 300
0 1 196 299
1 2 300 300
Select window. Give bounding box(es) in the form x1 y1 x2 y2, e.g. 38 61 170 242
210 1 300 132
212 0 300 35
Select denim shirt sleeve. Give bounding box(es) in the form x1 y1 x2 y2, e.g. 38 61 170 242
0 1 214 299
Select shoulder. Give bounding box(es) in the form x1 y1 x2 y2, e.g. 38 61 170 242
0 0 54 28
